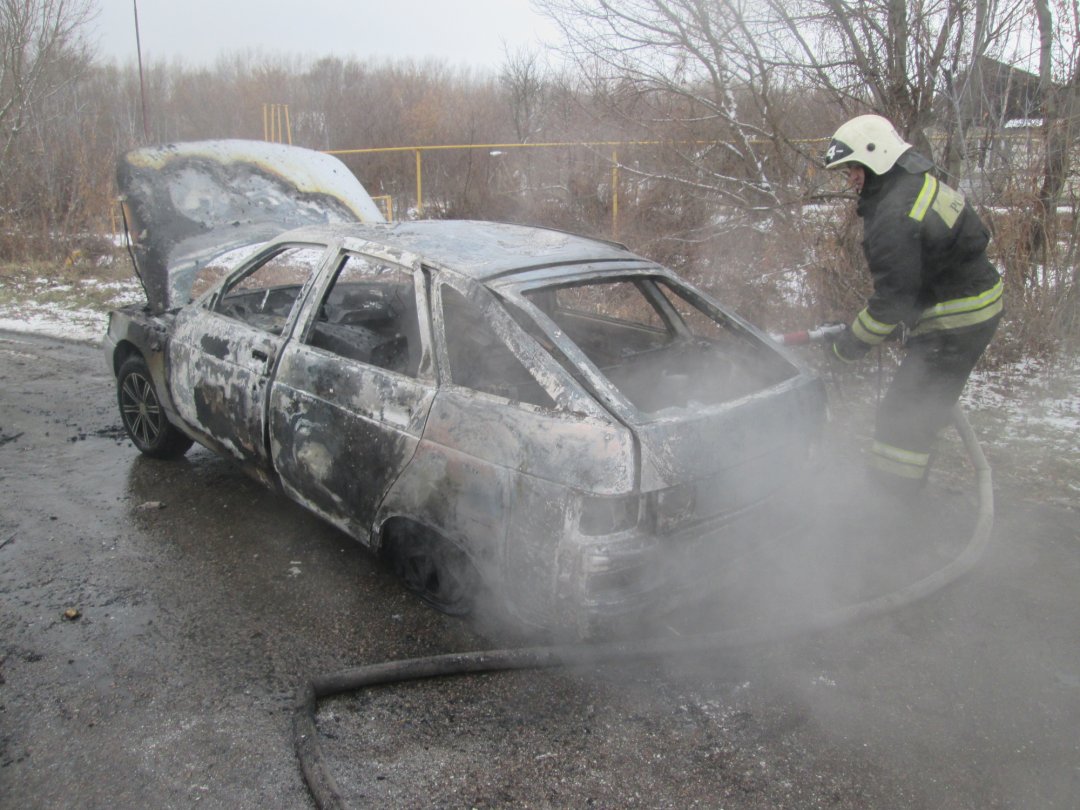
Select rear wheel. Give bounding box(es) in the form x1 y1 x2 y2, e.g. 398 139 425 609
117 355 193 459
383 523 479 616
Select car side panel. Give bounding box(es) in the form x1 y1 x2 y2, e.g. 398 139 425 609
375 435 511 584
105 308 183 425
375 387 635 620
419 389 635 494
269 342 436 541
166 307 285 483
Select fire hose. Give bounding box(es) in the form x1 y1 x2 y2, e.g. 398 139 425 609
294 326 995 810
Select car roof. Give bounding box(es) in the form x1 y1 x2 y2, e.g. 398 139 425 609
289 220 649 281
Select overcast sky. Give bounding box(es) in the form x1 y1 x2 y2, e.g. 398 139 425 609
92 0 563 70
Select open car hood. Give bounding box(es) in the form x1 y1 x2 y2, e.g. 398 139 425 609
117 140 385 312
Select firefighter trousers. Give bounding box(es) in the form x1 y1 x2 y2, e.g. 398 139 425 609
870 315 1000 489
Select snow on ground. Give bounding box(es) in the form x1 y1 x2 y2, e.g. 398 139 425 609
0 276 145 343
956 354 1080 506
0 300 116 343
965 359 1080 443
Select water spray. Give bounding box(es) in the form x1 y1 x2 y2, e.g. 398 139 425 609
769 322 847 346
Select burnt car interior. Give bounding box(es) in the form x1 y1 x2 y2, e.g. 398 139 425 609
217 284 303 335
441 285 556 408
307 256 421 376
525 277 795 413
214 245 326 335
208 246 423 377
205 246 796 416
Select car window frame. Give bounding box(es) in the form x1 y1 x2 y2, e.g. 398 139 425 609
291 243 436 383
503 266 759 420
205 240 335 340
431 272 608 418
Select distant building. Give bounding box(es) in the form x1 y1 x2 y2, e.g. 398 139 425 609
954 56 1044 127
935 57 1050 191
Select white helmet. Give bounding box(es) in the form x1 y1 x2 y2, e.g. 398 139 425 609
823 114 912 175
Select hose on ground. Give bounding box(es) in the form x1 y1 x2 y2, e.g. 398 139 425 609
294 404 993 810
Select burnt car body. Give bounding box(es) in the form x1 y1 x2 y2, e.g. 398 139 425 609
105 140 826 636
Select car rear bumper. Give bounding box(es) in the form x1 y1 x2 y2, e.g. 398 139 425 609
559 475 810 637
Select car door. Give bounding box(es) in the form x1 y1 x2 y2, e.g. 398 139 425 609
268 248 437 541
377 276 636 617
167 243 332 483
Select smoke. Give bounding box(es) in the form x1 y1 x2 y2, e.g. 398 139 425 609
652 453 979 640
443 262 986 659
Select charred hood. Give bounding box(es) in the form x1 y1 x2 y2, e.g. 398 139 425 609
117 140 385 312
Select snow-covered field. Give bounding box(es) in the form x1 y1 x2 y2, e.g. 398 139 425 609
0 272 144 343
2 259 1076 508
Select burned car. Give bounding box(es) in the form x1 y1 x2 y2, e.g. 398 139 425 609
105 140 825 636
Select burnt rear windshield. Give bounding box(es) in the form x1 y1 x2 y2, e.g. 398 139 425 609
522 276 794 413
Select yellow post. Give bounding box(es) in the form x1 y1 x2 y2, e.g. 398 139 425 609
611 150 619 241
371 195 395 221
262 104 291 143
415 150 423 216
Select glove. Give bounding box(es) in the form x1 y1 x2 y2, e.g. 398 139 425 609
826 325 867 365
826 340 855 366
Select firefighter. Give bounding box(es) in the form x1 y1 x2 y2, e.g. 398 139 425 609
823 114 1002 492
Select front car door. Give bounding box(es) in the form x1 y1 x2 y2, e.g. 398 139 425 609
167 243 332 484
268 247 437 541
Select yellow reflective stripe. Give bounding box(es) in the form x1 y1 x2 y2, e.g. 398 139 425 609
911 280 1004 335
912 297 1003 335
856 308 895 335
909 174 937 221
872 441 929 467
920 279 1003 318
871 441 930 479
851 308 896 345
870 454 929 479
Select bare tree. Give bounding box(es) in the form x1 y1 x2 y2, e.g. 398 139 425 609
0 0 93 174
537 0 799 219
500 46 550 143
536 1 1030 202
1030 0 1080 333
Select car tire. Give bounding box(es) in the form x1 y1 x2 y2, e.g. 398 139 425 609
383 523 478 616
117 355 194 459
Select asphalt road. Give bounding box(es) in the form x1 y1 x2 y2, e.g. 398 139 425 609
1 331 1078 808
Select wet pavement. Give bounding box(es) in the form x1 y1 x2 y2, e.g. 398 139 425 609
1 331 1078 808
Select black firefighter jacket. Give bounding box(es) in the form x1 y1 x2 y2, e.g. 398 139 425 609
833 151 1003 362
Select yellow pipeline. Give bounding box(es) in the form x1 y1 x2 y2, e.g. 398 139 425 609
326 137 833 232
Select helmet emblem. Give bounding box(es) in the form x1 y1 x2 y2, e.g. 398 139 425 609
824 139 853 167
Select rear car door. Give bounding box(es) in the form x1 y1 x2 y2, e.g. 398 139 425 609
377 276 635 618
268 249 437 540
167 243 331 483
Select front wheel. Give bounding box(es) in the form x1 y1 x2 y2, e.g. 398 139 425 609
116 355 194 459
